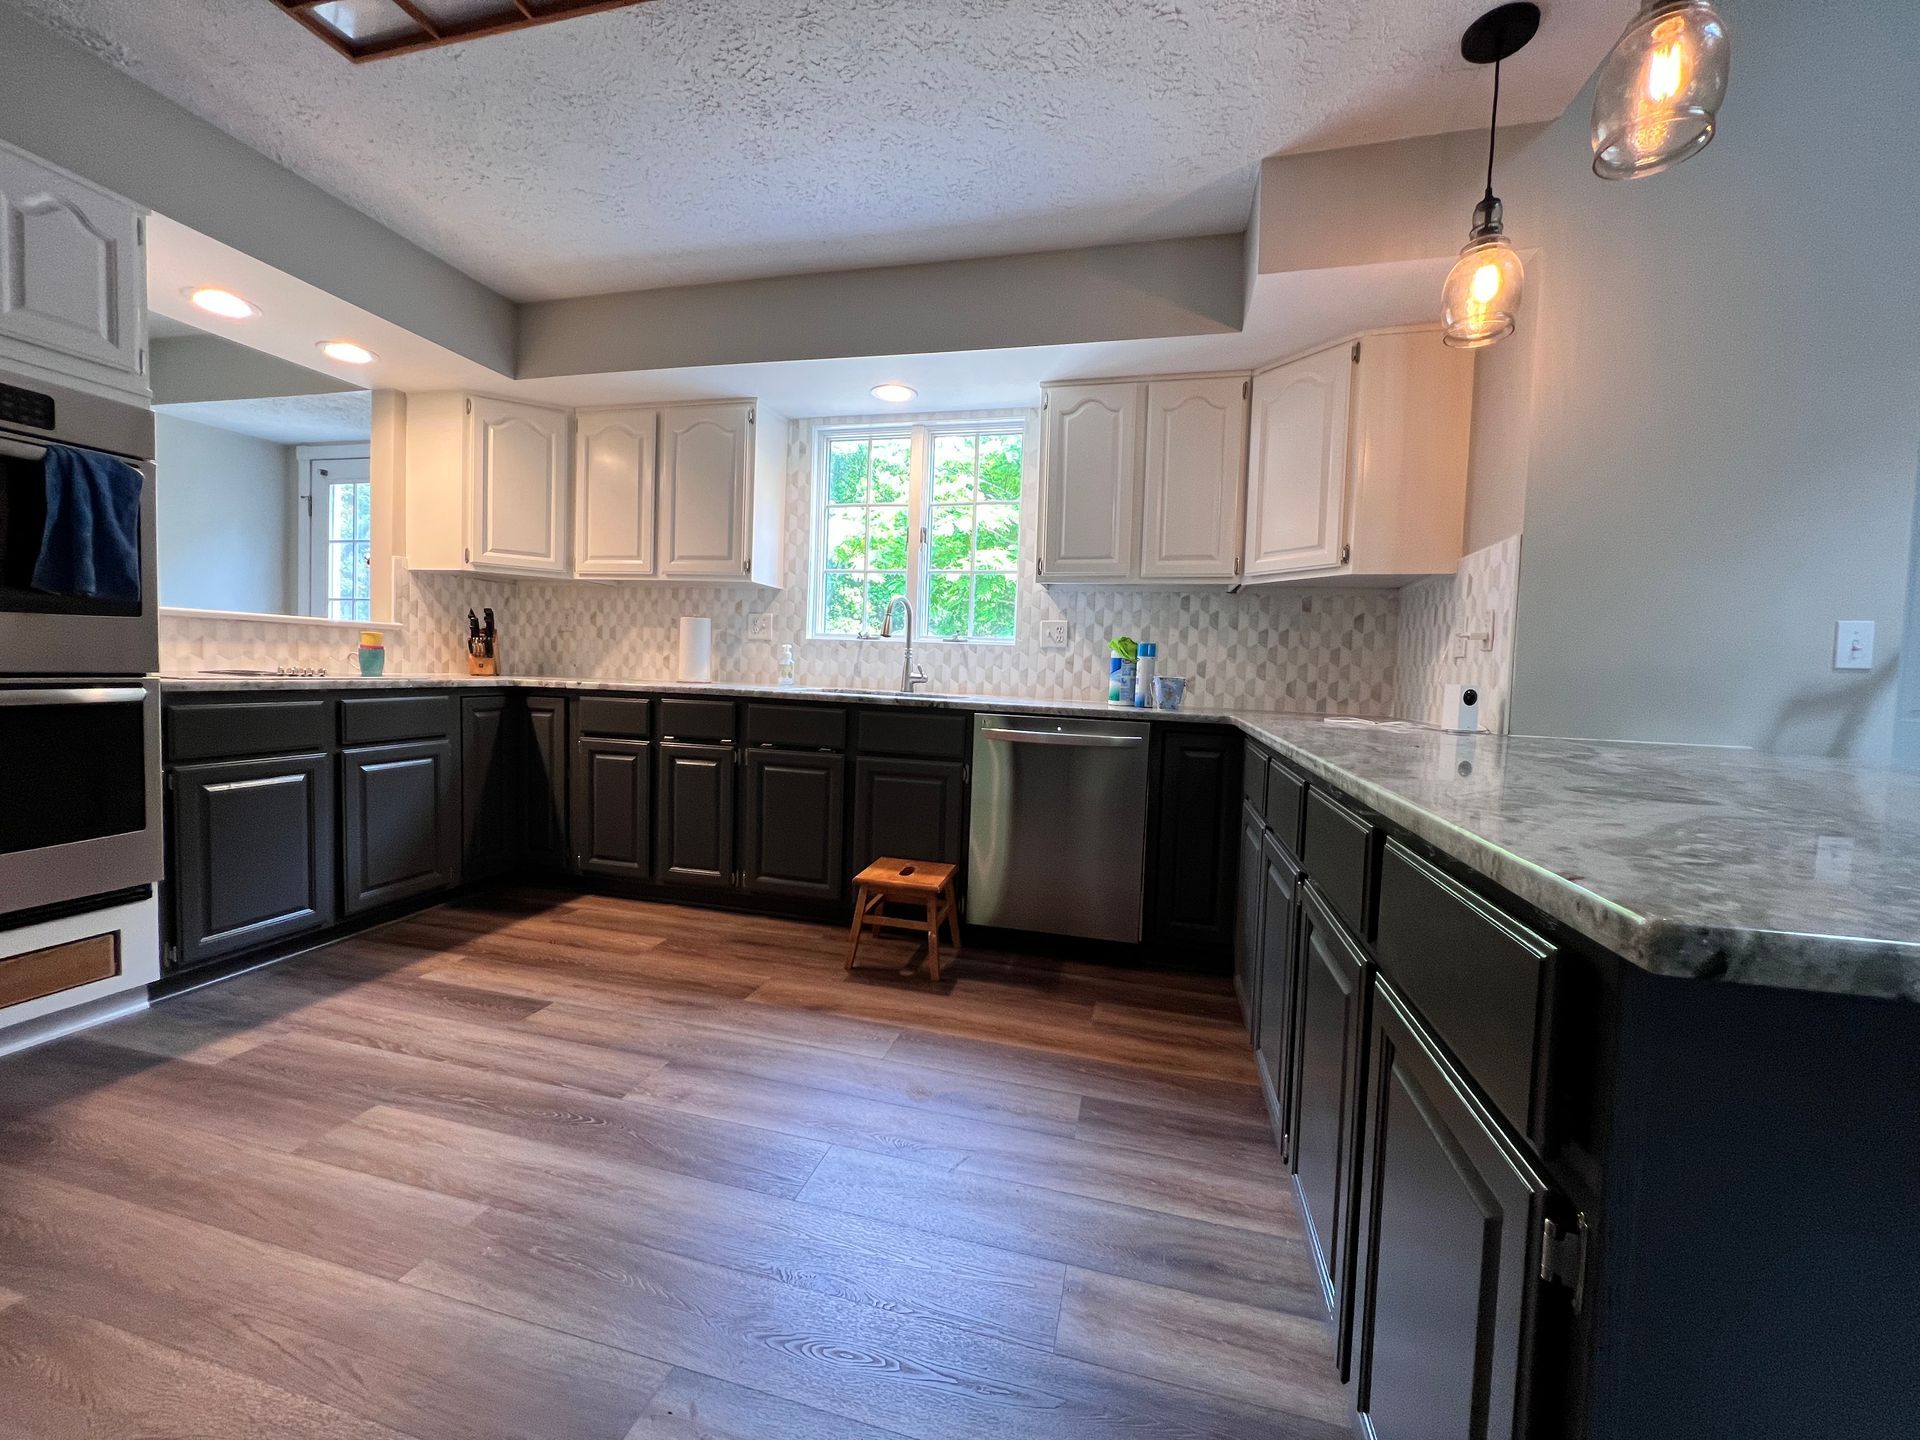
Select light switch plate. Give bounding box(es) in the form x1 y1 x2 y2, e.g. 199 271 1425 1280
1041 621 1070 650
1834 620 1874 670
747 613 774 640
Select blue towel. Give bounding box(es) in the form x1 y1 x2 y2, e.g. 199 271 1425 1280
31 444 143 601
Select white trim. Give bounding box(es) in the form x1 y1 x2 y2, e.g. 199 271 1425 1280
161 606 404 634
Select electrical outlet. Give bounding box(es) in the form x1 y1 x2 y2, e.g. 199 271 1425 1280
1041 621 1070 650
1834 620 1875 671
747 613 774 640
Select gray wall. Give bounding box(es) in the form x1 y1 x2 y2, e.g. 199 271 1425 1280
155 413 296 615
151 334 359 406
1498 0 1920 758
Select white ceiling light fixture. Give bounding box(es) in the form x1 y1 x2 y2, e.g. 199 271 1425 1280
871 383 917 404
186 286 259 320
1591 1 1731 180
317 340 377 365
1440 3 1539 351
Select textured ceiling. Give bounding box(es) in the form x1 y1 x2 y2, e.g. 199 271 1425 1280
12 0 1625 301
157 391 373 445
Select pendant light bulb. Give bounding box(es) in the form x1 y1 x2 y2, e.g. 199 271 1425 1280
1592 1 1731 179
1442 5 1538 350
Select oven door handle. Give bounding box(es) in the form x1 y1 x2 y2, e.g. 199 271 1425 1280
0 687 149 706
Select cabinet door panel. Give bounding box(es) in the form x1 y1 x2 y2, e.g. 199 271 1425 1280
655 741 736 887
742 750 845 901
0 146 143 379
850 756 965 877
1140 377 1246 579
461 694 518 882
340 738 459 915
1245 344 1353 577
659 403 751 577
573 738 652 878
574 407 657 576
1041 383 1140 580
521 696 570 869
472 397 568 574
169 753 334 969
1235 802 1265 1040
1353 978 1553 1440
1256 831 1301 1155
1289 883 1370 1375
1151 729 1235 950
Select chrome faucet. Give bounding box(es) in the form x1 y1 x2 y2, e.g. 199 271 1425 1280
878 596 929 693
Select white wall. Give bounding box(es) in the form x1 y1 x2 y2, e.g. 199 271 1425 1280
154 413 297 615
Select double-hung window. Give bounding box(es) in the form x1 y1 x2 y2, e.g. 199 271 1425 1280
813 419 1025 642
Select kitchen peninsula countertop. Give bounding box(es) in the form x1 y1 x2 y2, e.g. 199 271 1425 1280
159 674 1920 1001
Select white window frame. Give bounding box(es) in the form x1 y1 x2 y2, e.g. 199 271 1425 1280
808 416 1027 644
295 444 373 621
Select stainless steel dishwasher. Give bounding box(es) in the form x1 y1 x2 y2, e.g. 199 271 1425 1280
966 712 1152 942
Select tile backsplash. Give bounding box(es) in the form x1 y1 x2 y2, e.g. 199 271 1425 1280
161 417 1518 725
1391 534 1522 731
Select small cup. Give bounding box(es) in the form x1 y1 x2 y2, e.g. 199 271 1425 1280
1153 675 1187 712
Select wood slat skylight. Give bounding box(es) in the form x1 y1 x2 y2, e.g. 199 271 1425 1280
271 0 656 63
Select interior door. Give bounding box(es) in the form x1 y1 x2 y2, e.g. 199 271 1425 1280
471 397 568 574
574 407 657 577
1040 383 1140 581
1140 377 1246 580
1245 343 1354 577
304 455 372 620
658 403 750 578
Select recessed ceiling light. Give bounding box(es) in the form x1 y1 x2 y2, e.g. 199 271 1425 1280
186 286 258 320
871 383 917 404
318 340 377 365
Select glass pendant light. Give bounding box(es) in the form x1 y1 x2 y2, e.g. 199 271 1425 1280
1442 4 1539 350
1592 1 1730 180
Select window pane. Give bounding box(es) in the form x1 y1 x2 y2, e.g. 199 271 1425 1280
331 543 357 600
929 504 973 570
926 573 970 637
932 434 975 503
975 574 1016 638
870 437 910 503
828 440 869 504
865 572 906 633
330 484 356 542
974 503 1019 571
867 506 909 570
351 483 372 543
824 507 866 570
979 433 1022 502
822 573 865 634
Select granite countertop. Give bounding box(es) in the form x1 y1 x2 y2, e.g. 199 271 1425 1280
157 674 1920 1001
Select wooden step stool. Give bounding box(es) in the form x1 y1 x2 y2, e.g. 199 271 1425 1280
848 857 961 981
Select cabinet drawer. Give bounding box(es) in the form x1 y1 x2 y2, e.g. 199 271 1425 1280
576 696 652 739
1374 841 1554 1132
340 694 455 745
1242 741 1268 813
1302 788 1378 939
166 700 330 762
745 702 846 751
1264 756 1307 859
856 708 969 759
658 698 737 742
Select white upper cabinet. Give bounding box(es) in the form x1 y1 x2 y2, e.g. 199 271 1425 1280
404 394 570 576
1139 377 1247 581
573 407 657 577
1040 382 1142 581
657 400 785 583
1243 328 1474 585
0 140 146 401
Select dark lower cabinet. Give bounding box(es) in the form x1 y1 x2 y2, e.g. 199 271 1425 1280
1351 977 1554 1440
168 751 335 970
741 749 845 900
340 738 460 915
850 755 965 875
656 741 736 888
521 695 570 870
1256 829 1300 1153
460 694 517 882
1150 729 1236 951
1235 801 1265 1037
1290 880 1371 1376
572 737 652 879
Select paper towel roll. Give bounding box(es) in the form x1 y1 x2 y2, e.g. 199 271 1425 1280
677 617 713 683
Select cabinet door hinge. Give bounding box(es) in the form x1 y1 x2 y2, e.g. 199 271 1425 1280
1340 543 1351 565
136 215 146 246
1351 340 1362 363
164 941 178 968
742 559 751 575
465 397 473 414
1242 379 1251 400
1540 1213 1589 1312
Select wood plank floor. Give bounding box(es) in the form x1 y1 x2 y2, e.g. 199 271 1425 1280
0 890 1345 1440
